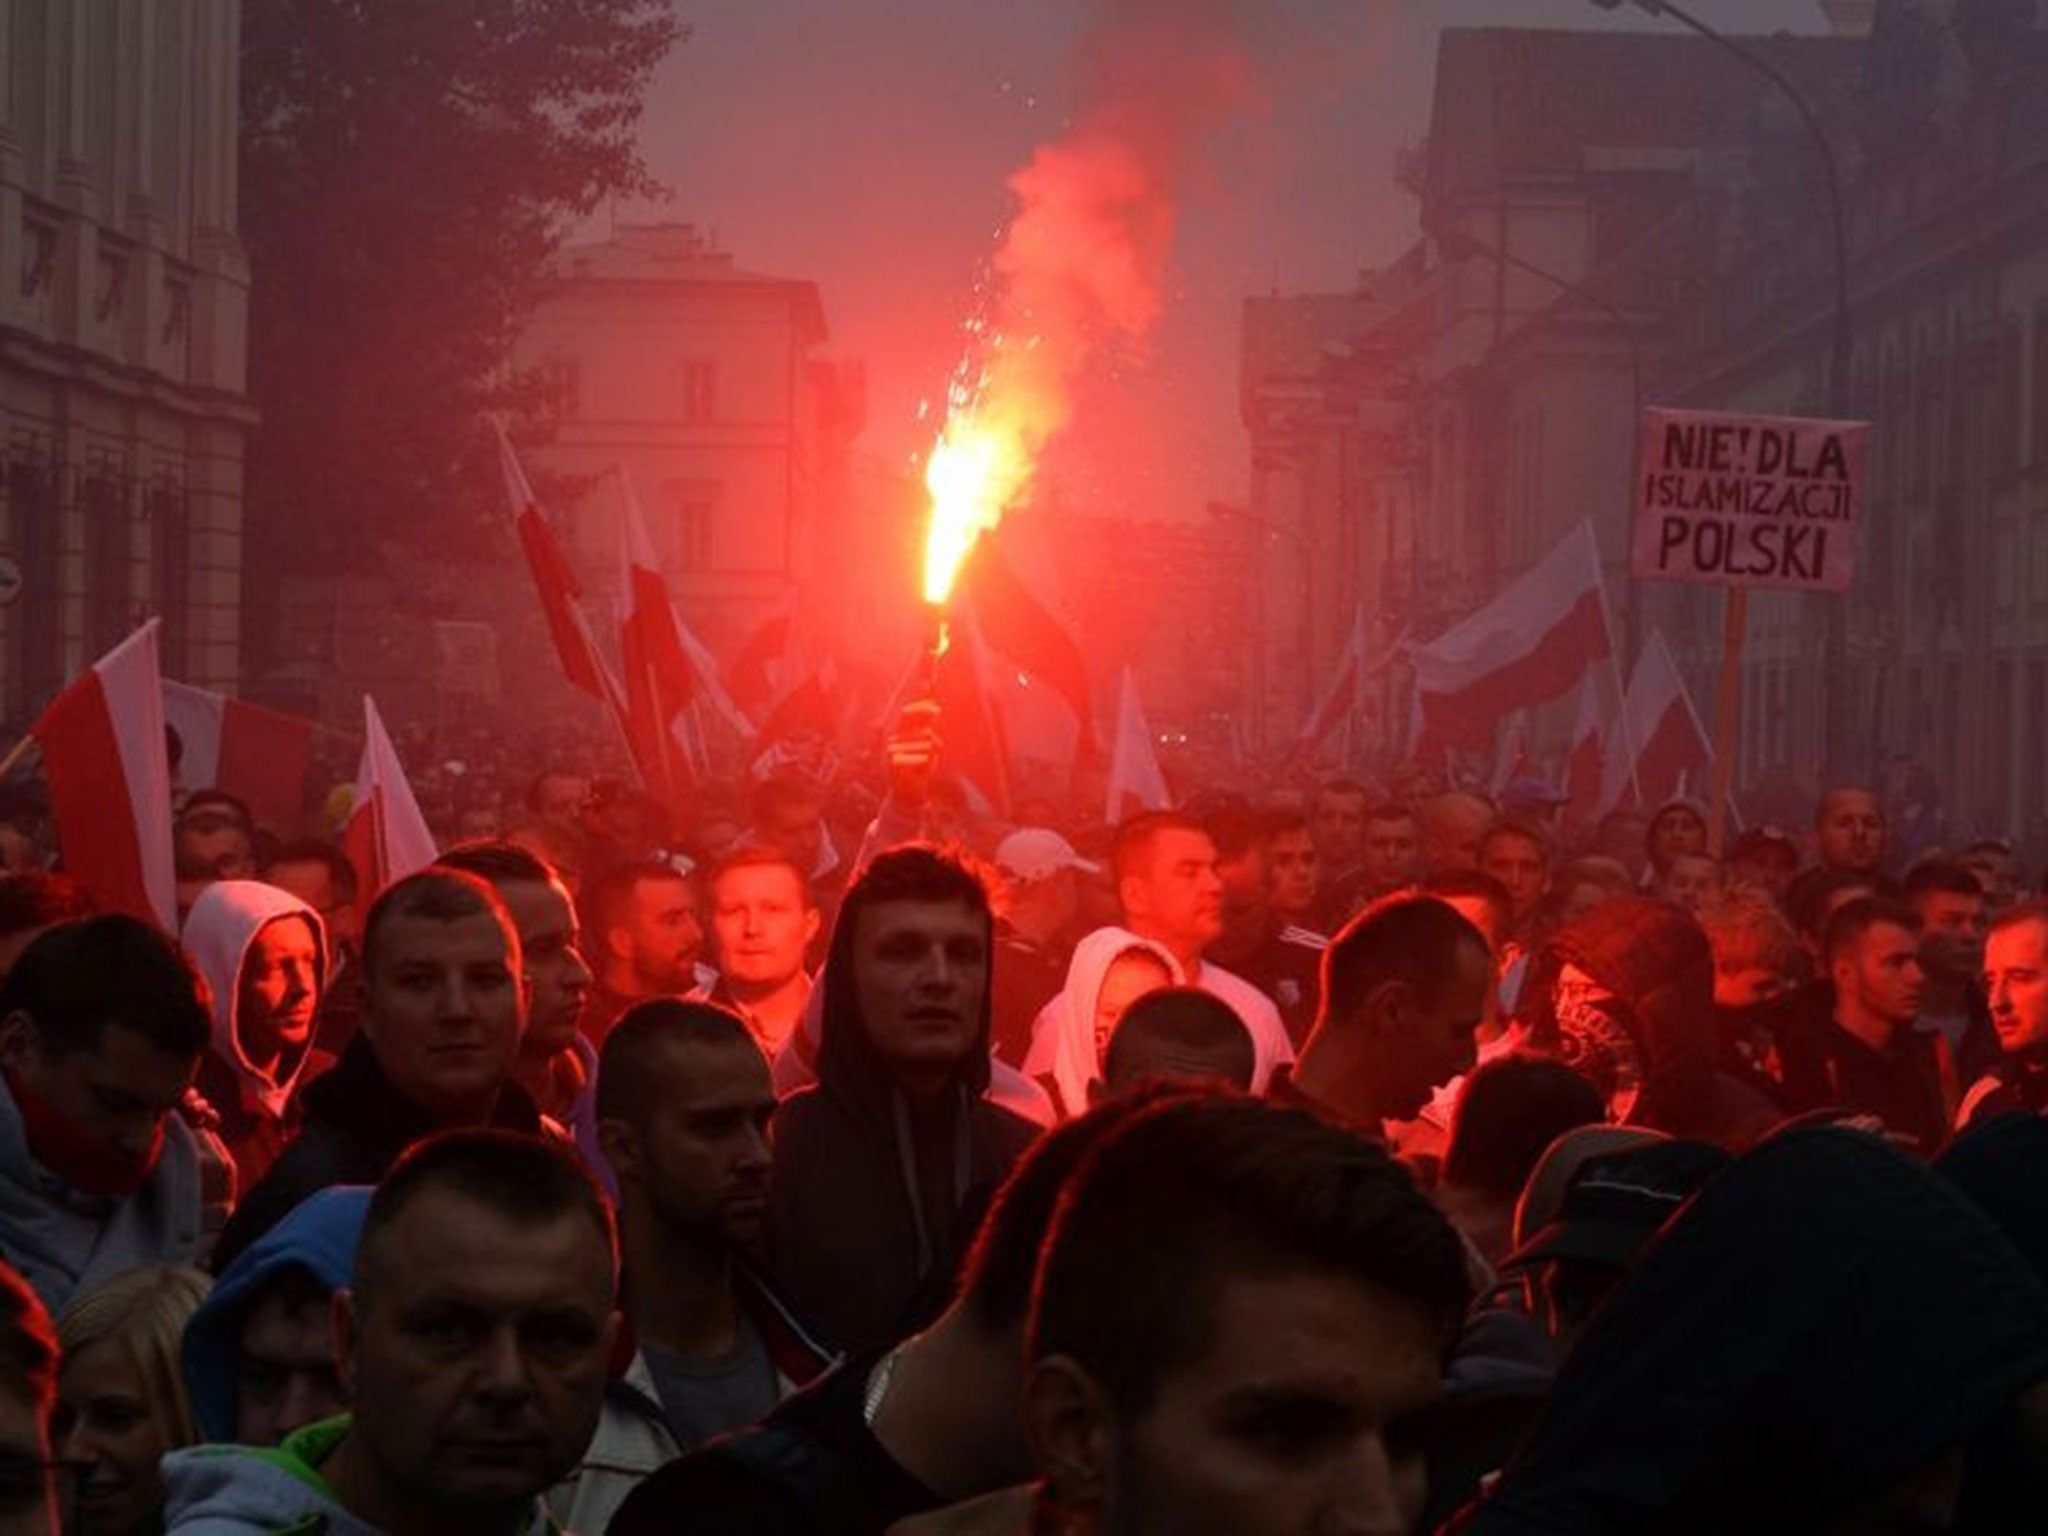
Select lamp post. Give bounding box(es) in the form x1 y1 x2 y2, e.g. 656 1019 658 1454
1594 0 1855 805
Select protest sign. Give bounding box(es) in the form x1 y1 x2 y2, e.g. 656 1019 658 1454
1631 407 1868 592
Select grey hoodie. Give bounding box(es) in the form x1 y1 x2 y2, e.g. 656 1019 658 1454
164 1416 562 1536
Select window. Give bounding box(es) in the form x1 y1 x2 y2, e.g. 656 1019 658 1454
663 481 716 571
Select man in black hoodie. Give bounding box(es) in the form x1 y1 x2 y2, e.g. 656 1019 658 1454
768 844 1039 1355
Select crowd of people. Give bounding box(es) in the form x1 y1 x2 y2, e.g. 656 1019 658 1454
0 715 2045 1534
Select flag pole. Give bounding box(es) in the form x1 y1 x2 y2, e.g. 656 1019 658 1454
0 733 37 783
1586 517 1644 809
1705 588 1748 857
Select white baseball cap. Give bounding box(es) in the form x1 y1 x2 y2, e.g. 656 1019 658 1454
995 827 1100 884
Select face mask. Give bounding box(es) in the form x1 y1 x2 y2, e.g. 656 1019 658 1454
4 1066 164 1199
1552 968 1644 1121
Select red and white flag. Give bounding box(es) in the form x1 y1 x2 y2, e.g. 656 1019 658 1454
1489 711 1533 800
494 419 620 708
1601 631 1711 813
1409 520 1613 755
616 470 699 805
31 622 176 929
1105 668 1171 824
1564 672 1606 826
954 534 1097 765
161 680 315 834
1297 604 1370 756
340 697 437 918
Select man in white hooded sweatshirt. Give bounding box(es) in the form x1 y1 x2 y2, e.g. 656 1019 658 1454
182 881 327 1194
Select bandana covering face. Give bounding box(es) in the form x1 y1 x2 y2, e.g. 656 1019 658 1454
4 1066 164 1199
1552 963 1643 1121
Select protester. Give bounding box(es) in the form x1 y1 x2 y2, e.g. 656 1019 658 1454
180 882 328 1192
1783 864 1881 970
1432 1056 1606 1265
987 829 1091 1068
1260 810 1320 930
1642 798 1708 886
1959 900 2048 1125
577 859 706 1045
259 841 360 967
1905 857 1998 1080
1697 894 1803 1095
1779 897 1953 1155
164 1132 618 1536
611 1087 1160 1536
1307 778 1371 914
1273 893 1490 1137
1451 1126 2048 1532
0 874 92 987
435 841 595 1127
0 1259 60 1536
1814 784 1889 879
1420 790 1495 874
1655 852 1724 915
172 795 257 919
696 846 818 1058
567 1000 831 1532
1958 837 2022 911
1023 928 1179 1119
769 845 1040 1355
1097 988 1255 1098
1727 824 1801 904
180 1186 369 1446
1110 813 1292 1089
1202 806 1324 1045
54 1265 209 1536
1477 818 1551 946
1321 801 1424 924
1023 1094 1470 1536
0 918 212 1311
211 870 545 1270
751 775 842 901
1543 857 1633 933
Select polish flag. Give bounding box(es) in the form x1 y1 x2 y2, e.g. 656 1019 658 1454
31 623 176 929
954 534 1097 765
1489 711 1533 799
494 419 620 708
1105 668 1171 823
616 470 698 806
932 612 1013 814
1601 631 1711 813
161 681 315 834
340 698 437 918
1564 672 1606 826
1409 521 1613 754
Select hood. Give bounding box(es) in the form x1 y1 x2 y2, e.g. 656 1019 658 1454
813 871 996 1124
182 881 328 1121
1458 1126 2048 1533
1521 898 1718 1135
1047 927 1183 1117
181 1186 372 1442
162 1417 375 1536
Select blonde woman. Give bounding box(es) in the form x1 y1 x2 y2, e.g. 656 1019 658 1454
54 1268 210 1536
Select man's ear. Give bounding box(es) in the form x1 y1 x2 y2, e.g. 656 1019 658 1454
596 1118 638 1183
331 1287 360 1404
1023 1356 1116 1517
0 1010 33 1069
1361 978 1416 1040
606 924 635 965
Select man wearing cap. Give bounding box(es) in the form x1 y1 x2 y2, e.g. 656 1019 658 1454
1729 826 1801 904
989 828 1092 1067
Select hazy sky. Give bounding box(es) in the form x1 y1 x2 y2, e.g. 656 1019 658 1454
625 1 1831 521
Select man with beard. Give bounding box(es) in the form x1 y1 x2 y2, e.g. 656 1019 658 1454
578 860 706 1046
1814 785 1889 881
554 1000 831 1532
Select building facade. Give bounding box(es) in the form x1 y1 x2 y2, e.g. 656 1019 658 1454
0 0 252 724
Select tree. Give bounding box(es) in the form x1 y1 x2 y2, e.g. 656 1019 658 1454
238 0 681 659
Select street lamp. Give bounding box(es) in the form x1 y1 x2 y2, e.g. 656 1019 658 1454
1593 0 1856 795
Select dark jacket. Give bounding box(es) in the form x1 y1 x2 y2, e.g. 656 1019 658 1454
1452 1126 2048 1533
768 884 1039 1355
210 1034 547 1272
1520 898 1780 1148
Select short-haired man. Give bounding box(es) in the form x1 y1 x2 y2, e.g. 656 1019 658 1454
1905 858 1998 1084
181 1185 371 1445
0 917 213 1310
578 860 706 1046
1780 898 1952 1154
212 870 548 1270
563 1002 833 1533
751 775 840 895
435 841 594 1129
1320 802 1424 931
263 840 362 966
181 880 329 1190
1727 825 1800 904
1260 811 1320 930
1420 791 1495 874
1098 988 1255 1098
1024 1094 1471 1535
1814 785 1888 879
1308 779 1371 917
1959 900 2048 1126
1112 813 1293 1089
165 1132 619 1536
696 848 819 1058
1273 894 1492 1140
174 792 258 918
770 846 1041 1354
1202 807 1323 1049
613 1091 1157 1536
1478 818 1552 946
1958 838 2021 912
